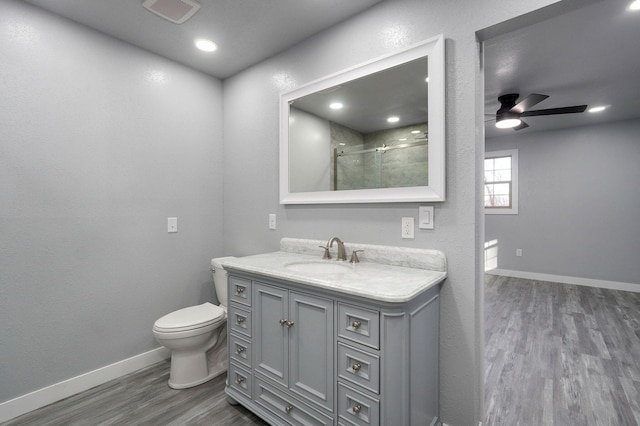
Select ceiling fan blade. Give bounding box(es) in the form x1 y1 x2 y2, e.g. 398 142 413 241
521 105 587 117
511 93 549 113
513 120 529 131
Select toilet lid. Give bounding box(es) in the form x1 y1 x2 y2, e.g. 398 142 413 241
154 302 225 333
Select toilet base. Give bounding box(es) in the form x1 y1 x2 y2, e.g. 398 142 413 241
167 328 228 389
168 365 226 389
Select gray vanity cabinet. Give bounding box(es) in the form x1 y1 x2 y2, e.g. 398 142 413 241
226 270 441 426
253 282 335 414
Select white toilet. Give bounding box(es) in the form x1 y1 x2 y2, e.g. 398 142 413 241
152 257 235 389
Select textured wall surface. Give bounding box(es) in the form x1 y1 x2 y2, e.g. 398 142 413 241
0 0 224 403
486 119 640 285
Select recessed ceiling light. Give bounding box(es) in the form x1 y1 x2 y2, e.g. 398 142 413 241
588 106 607 113
387 116 400 123
194 38 217 52
411 130 421 134
329 102 343 110
399 138 407 141
629 0 640 11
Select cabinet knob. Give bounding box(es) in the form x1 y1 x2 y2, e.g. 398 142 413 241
286 320 295 328
235 377 245 385
352 404 362 415
351 320 362 330
236 346 245 354
279 318 287 326
235 286 245 295
236 316 246 325
351 363 362 373
285 405 294 414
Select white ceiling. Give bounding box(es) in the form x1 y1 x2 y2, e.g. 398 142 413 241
484 0 640 138
22 0 382 79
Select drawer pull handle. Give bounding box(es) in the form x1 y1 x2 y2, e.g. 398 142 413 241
351 320 362 330
351 363 362 373
235 286 245 295
236 316 246 325
352 404 362 415
285 405 294 414
235 377 245 385
286 320 295 328
236 346 245 354
279 318 288 326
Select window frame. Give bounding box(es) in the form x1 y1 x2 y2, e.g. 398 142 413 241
484 149 518 215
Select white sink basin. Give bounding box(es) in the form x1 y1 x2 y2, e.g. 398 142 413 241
284 261 353 274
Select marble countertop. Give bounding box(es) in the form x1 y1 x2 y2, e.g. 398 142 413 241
222 238 447 303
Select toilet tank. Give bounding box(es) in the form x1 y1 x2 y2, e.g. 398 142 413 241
211 257 235 308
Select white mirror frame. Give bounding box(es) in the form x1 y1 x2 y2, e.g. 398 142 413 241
279 34 445 204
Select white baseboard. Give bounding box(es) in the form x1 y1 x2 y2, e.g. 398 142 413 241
486 269 640 293
0 347 170 423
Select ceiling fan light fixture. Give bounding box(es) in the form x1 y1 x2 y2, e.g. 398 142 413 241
495 109 522 128
495 118 522 129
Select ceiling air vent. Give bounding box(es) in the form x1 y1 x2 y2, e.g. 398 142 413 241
142 0 201 24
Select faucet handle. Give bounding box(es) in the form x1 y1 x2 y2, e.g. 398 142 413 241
350 250 364 264
319 246 332 259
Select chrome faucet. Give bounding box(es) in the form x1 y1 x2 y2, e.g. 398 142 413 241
328 237 347 261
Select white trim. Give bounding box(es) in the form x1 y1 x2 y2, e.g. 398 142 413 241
484 149 518 215
486 269 640 293
0 347 170 423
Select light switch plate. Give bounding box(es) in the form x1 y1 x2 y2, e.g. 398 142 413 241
167 217 178 233
418 206 434 229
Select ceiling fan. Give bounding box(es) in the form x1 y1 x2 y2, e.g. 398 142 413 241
491 93 587 130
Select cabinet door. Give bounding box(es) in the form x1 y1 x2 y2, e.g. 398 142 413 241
254 283 289 387
289 291 334 411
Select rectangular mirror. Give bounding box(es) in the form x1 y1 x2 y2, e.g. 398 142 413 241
280 34 445 204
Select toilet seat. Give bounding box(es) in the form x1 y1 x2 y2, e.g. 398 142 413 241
153 302 225 333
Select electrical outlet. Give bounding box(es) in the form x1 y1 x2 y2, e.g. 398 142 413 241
401 217 414 239
516 248 522 257
268 214 276 230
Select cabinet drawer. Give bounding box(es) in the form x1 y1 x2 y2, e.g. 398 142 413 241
229 276 252 306
338 303 380 349
254 377 334 426
229 334 252 368
338 342 380 394
229 363 252 399
228 304 252 337
338 383 380 426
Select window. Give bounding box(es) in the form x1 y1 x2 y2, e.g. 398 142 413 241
484 149 518 214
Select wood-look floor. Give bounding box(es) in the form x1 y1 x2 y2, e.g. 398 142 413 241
1 360 269 426
485 275 640 426
4 276 640 425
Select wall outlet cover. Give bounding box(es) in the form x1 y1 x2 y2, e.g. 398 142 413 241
401 217 415 239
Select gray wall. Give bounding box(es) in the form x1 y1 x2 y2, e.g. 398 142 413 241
221 0 559 424
486 118 640 285
0 1 224 403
